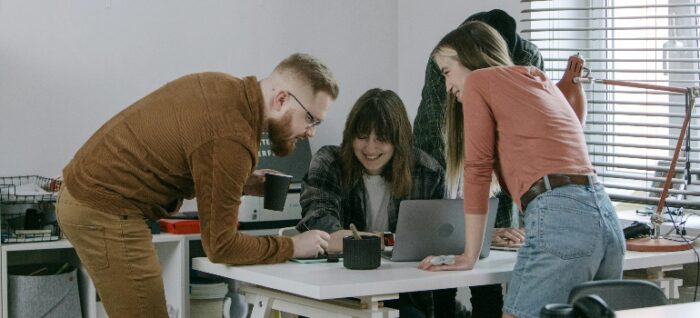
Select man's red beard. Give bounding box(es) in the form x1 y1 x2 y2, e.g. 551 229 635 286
268 112 297 156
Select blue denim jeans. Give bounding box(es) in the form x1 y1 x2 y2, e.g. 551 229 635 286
503 183 625 318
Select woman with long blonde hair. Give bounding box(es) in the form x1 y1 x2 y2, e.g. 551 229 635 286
419 21 625 318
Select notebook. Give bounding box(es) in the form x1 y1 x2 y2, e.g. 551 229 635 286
383 198 499 262
490 243 523 252
289 253 342 264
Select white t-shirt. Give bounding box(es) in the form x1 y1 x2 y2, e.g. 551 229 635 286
363 174 391 232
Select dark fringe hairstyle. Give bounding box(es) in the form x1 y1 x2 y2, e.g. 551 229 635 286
339 88 414 197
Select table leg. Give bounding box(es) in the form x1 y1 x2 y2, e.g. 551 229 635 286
248 293 273 318
625 266 685 300
241 284 399 318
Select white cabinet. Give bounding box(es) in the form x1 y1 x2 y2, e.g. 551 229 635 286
0 229 277 318
1 234 188 318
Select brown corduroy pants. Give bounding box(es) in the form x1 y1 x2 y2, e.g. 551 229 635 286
56 186 168 318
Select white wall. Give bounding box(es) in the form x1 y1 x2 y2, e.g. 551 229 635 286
0 0 398 176
0 0 529 177
397 0 526 121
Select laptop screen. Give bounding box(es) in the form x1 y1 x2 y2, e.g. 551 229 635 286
387 198 499 262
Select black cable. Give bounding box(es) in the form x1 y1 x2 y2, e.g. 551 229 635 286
662 212 700 242
662 206 700 302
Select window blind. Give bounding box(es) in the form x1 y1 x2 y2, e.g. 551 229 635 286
520 0 700 210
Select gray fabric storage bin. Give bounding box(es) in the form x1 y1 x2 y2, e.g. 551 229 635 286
8 263 82 318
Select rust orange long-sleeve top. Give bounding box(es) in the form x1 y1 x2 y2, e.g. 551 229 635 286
63 73 293 265
460 66 594 213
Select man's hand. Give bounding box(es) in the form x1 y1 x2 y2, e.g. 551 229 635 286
418 253 477 271
291 230 330 258
243 169 281 197
327 230 352 254
491 227 525 246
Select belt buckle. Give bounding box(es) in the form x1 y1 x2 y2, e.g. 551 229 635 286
587 174 596 186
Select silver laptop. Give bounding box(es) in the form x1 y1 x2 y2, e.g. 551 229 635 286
383 198 499 261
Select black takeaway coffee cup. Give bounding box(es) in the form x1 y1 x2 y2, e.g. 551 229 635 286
264 172 293 211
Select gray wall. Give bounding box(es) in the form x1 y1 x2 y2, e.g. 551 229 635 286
0 0 527 177
397 0 524 121
0 0 398 176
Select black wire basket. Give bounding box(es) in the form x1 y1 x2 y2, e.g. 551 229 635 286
1 175 62 243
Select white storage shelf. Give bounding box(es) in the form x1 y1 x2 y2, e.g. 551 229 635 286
1 234 193 318
0 228 277 318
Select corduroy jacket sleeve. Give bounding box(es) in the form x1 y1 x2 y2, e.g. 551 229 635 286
190 138 294 265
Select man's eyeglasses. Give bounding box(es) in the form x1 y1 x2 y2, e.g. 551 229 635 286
288 92 322 128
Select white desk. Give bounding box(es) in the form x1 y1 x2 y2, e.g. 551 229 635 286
616 210 700 299
616 301 700 317
193 250 699 318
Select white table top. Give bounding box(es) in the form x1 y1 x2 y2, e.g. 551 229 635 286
194 251 515 300
192 249 699 300
616 301 700 317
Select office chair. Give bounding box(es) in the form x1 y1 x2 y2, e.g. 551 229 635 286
568 279 668 311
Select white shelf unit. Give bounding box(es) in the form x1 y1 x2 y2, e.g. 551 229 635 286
0 229 279 318
1 234 186 318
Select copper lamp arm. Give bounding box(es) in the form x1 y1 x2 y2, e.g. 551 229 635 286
575 75 699 239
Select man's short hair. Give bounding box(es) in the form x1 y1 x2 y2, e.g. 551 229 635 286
275 53 339 99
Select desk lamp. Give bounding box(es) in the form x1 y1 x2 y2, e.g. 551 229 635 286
574 72 698 252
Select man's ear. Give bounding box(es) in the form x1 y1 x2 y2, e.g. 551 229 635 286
271 90 288 113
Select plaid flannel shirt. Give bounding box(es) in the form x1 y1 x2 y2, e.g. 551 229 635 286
297 145 445 233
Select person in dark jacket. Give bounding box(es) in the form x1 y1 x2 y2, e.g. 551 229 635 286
414 9 544 168
412 9 543 318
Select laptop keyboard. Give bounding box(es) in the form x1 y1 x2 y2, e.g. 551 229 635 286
490 243 523 252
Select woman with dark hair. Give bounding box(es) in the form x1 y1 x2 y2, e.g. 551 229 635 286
298 88 444 234
297 88 457 317
419 21 625 318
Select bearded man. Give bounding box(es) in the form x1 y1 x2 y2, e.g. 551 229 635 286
57 53 338 318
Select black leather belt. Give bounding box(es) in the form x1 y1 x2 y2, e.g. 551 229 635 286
520 174 597 210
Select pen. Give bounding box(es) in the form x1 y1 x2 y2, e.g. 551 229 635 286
299 222 326 256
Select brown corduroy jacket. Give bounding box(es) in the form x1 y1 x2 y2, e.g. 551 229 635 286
63 72 294 264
